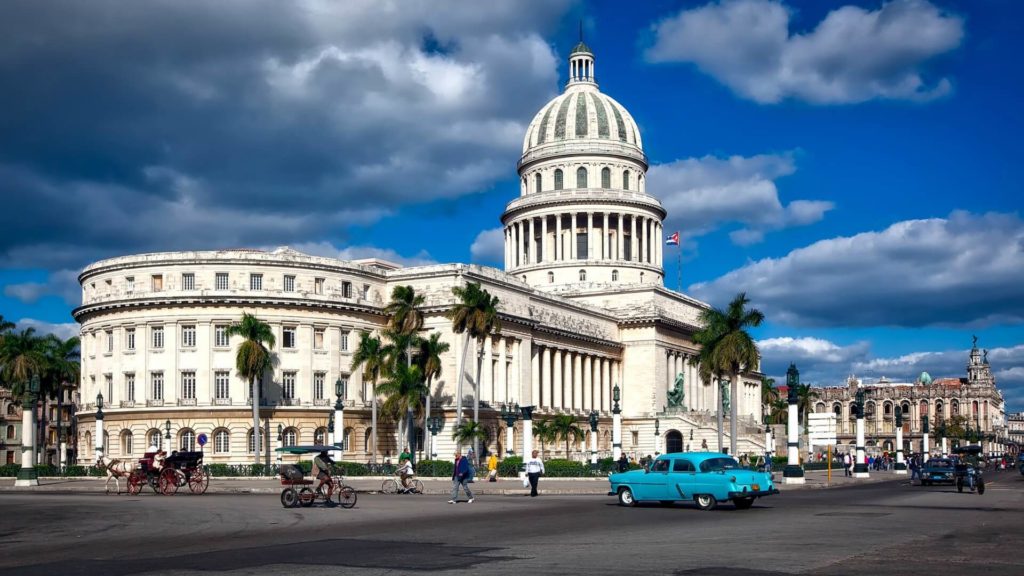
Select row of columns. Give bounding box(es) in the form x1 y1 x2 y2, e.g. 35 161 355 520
505 212 662 269
531 345 618 413
477 335 523 406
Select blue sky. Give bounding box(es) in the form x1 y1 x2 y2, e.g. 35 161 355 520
1 1 1022 408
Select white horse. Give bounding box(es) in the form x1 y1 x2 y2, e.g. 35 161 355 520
97 455 141 494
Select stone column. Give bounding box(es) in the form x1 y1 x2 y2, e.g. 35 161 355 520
656 222 663 267
587 212 594 259
599 212 606 259
854 410 869 478
783 385 805 484
573 352 583 410
616 213 624 261
521 406 534 457
541 215 548 263
554 213 562 261
602 359 611 412
530 344 540 408
631 214 638 262
583 356 593 410
895 422 906 473
553 349 563 410
498 337 508 405
569 213 577 260
541 347 551 408
505 419 515 456
483 335 493 405
15 396 38 487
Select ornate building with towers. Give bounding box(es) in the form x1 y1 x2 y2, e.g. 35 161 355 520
72 40 769 466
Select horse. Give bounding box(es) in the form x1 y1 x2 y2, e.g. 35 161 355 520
97 454 145 494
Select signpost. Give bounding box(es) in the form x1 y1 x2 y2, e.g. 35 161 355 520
807 413 838 485
197 433 208 453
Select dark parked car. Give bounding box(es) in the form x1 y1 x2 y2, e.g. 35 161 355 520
921 458 956 486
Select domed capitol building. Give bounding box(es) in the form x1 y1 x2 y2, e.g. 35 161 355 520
72 41 1007 466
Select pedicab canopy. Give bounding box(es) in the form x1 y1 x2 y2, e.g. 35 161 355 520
275 445 343 454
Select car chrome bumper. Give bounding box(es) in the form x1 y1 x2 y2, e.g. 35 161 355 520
728 488 780 499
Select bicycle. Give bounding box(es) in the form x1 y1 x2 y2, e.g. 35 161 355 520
381 473 424 495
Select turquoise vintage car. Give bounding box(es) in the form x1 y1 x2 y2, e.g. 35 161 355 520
608 452 778 510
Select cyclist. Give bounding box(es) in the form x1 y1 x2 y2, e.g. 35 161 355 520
313 450 335 495
397 458 414 492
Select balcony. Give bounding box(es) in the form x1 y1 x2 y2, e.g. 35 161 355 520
119 401 136 408
177 398 198 407
213 398 232 406
280 398 302 407
313 398 331 407
146 400 165 407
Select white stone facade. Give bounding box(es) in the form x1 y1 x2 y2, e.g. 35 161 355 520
73 43 768 465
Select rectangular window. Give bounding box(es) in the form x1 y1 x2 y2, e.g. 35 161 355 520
151 372 164 401
181 325 196 348
125 373 136 402
152 274 163 292
125 328 135 351
215 272 228 290
106 330 114 353
313 328 325 350
314 277 324 294
214 371 230 400
214 325 229 348
181 371 196 400
283 275 295 292
182 273 195 291
126 276 135 293
283 371 296 400
314 372 325 400
340 331 349 352
249 273 262 291
342 281 352 298
152 326 164 349
283 326 296 349
105 374 113 402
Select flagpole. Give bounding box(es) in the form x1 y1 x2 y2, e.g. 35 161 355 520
677 245 682 293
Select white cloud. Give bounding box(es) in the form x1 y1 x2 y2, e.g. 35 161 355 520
645 0 963 104
3 269 81 306
470 227 505 265
647 153 833 245
691 211 1024 328
16 318 79 341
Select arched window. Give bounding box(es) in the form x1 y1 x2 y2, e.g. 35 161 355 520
6 404 15 415
313 427 326 446
919 400 929 419
601 167 611 188
972 401 979 416
121 430 133 456
344 427 354 451
283 427 298 447
935 400 944 421
363 428 373 453
833 403 842 418
179 429 195 452
951 400 959 415
147 429 163 451
623 170 630 190
248 429 265 453
535 173 542 193
554 169 563 190
6 425 15 439
214 429 230 453
884 402 892 417
815 402 826 413
576 167 588 188
547 271 554 283
579 269 586 281
611 270 618 281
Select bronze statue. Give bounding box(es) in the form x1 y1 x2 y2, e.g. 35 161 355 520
667 372 686 409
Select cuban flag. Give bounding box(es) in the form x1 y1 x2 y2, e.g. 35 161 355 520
665 231 680 245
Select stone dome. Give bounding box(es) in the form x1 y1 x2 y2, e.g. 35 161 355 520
521 88 643 154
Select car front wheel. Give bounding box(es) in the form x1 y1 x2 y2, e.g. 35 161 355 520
694 494 717 511
618 487 636 507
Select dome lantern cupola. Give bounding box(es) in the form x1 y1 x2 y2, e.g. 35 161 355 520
568 30 596 87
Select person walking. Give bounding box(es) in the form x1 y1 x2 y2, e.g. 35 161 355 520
524 449 545 497
843 452 852 477
448 450 474 504
487 452 499 482
617 453 628 472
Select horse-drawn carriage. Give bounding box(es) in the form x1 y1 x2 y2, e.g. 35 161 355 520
99 449 210 495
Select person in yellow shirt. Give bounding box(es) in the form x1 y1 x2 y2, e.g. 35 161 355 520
487 453 499 482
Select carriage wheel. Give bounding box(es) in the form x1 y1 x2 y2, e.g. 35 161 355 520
188 468 210 494
298 487 315 507
128 472 144 495
280 488 299 508
337 486 357 509
159 469 181 495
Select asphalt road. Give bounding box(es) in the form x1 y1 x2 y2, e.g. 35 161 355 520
1 470 1022 576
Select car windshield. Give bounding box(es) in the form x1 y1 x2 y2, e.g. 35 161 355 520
699 457 740 472
926 459 952 469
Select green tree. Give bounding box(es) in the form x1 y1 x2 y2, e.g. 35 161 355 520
414 332 449 458
690 292 764 456
0 328 48 398
225 313 275 465
549 414 585 458
451 419 488 454
761 376 779 425
351 331 386 463
41 334 80 464
376 362 428 453
532 418 554 455
0 314 15 335
384 285 425 461
796 383 820 436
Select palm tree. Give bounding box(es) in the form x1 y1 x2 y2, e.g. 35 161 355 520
0 328 47 398
445 282 501 456
761 376 779 424
225 313 275 465
796 383 820 437
451 419 488 453
42 334 80 466
414 332 449 459
532 418 554 456
689 333 726 452
0 314 14 335
549 414 585 459
768 398 788 425
691 292 764 456
351 331 386 463
384 285 425 461
376 362 428 453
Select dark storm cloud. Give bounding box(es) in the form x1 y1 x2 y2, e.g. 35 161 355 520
0 0 571 268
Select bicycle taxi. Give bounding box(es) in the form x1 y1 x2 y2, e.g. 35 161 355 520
275 445 357 509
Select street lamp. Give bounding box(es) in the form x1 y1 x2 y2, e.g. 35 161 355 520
588 410 599 467
501 402 520 456
333 377 346 453
15 375 41 486
612 384 623 461
783 363 805 484
427 416 442 459
94 391 105 463
164 419 172 454
894 406 907 473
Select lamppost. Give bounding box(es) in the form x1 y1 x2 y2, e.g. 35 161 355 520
501 403 519 456
853 387 869 478
654 416 661 455
94 392 105 463
334 378 346 457
164 419 172 454
15 375 40 487
764 422 773 461
922 415 930 461
588 410 599 467
277 424 283 466
894 406 907 474
427 415 442 460
783 364 804 484
520 405 535 458
612 384 622 461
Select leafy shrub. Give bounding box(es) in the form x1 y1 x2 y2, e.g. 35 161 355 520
497 456 522 477
414 459 453 478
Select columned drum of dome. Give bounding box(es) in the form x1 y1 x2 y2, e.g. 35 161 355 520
503 42 665 290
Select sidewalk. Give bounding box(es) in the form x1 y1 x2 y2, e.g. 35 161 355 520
0 469 901 496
